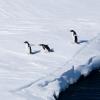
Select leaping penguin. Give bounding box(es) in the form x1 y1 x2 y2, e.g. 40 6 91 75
24 41 32 54
70 30 78 44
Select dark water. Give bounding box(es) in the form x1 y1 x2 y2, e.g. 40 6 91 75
57 70 100 100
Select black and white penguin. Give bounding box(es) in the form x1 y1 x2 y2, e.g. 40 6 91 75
70 30 78 44
24 41 32 54
39 44 54 52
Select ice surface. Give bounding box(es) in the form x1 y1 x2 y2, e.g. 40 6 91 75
0 0 100 100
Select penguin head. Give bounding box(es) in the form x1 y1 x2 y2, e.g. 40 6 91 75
70 29 75 32
24 41 29 44
70 30 77 35
24 41 31 47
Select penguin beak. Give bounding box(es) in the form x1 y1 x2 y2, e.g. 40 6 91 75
39 44 41 46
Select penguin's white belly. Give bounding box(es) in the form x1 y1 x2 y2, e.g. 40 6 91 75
43 48 48 53
25 44 30 54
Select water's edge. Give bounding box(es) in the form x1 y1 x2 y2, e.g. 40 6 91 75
57 69 100 100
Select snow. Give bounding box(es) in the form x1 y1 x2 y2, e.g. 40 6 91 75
0 0 100 100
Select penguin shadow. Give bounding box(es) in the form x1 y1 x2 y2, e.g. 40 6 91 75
31 50 41 54
78 40 88 44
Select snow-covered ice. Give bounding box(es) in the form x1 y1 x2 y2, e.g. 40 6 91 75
0 0 100 100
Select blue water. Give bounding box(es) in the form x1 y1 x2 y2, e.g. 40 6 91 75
57 70 100 100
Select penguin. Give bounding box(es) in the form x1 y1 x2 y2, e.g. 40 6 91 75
39 44 54 52
70 30 78 44
24 41 32 54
